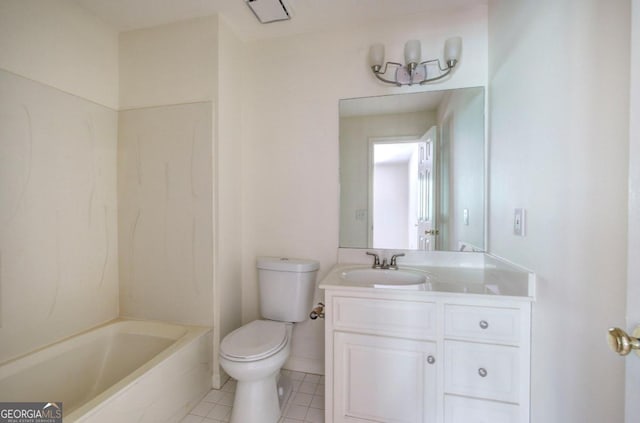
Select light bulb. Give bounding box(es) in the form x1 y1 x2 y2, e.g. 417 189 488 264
404 40 421 65
368 44 385 69
444 37 462 66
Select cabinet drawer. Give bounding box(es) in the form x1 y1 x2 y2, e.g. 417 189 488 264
444 395 520 423
444 341 520 403
444 305 521 344
333 297 436 339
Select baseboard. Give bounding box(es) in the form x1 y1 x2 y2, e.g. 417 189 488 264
284 355 324 375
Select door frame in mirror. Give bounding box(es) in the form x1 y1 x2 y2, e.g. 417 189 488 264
368 135 425 250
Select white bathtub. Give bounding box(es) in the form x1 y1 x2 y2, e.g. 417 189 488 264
0 319 212 422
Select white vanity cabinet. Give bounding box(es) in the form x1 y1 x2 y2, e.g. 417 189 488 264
323 289 532 423
329 296 439 422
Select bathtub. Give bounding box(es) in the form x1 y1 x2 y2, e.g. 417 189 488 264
0 319 212 422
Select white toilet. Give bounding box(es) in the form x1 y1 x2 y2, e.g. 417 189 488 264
219 256 319 423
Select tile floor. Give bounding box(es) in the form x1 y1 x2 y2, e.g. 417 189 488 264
180 370 325 423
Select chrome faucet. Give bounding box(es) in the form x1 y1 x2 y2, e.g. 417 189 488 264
366 252 405 270
366 252 381 268
389 253 405 270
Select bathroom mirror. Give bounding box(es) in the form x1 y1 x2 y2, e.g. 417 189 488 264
339 87 485 251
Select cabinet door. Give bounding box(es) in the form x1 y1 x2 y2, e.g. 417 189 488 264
333 332 437 423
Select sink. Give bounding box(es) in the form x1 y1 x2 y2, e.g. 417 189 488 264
319 260 534 298
339 268 429 290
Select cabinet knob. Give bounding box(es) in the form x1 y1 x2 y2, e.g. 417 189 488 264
426 355 436 364
478 368 488 377
479 320 489 329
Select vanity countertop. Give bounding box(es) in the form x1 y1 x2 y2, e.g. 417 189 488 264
319 251 535 300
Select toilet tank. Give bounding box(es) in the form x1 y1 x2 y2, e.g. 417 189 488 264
257 257 319 322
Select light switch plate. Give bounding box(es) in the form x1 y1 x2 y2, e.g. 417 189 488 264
514 208 526 236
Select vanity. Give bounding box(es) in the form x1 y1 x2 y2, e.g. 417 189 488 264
331 87 533 421
320 250 535 423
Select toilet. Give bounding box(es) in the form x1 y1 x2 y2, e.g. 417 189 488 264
219 256 319 423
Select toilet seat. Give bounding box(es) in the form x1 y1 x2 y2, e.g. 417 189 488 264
220 320 288 362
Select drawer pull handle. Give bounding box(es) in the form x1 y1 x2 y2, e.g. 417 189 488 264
426 355 436 364
479 320 489 329
478 368 488 377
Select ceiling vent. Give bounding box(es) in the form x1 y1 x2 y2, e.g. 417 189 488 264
246 0 291 24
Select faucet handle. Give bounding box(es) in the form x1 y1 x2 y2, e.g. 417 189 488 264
366 252 381 268
390 253 405 268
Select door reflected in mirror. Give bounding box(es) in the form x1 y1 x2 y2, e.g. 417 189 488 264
339 87 485 252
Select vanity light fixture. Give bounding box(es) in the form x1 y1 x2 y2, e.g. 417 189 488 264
368 37 462 86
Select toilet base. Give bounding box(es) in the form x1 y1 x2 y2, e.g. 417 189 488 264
277 373 292 410
230 371 281 423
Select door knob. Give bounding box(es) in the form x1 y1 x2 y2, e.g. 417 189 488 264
424 229 440 235
607 327 640 356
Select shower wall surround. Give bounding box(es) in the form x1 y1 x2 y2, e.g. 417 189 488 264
117 15 220 334
117 15 241 387
0 70 119 363
118 102 214 326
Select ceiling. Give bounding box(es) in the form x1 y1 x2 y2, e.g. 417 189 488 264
74 0 486 40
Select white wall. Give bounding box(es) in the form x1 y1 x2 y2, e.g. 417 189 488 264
0 0 119 362
213 17 246 387
437 88 484 250
118 18 217 327
0 0 119 109
626 0 640 420
118 16 218 110
373 162 410 249
488 1 630 421
242 5 488 373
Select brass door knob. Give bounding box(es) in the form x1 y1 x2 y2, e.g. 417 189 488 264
607 327 640 356
424 229 440 235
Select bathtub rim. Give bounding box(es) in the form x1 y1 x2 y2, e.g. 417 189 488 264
0 318 211 421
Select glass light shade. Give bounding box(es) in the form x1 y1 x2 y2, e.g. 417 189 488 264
444 36 463 63
404 40 421 64
368 44 385 68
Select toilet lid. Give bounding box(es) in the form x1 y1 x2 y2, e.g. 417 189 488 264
220 320 288 361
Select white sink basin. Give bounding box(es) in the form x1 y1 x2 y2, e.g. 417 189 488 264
339 268 428 289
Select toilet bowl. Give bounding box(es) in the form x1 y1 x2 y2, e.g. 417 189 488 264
220 320 292 423
219 256 319 423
